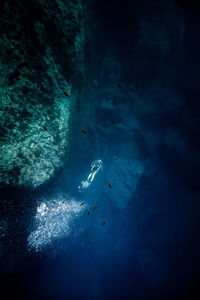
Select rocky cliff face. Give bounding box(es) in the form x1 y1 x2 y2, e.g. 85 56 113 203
0 0 85 187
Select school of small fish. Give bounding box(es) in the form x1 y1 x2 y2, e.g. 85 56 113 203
79 131 117 225
34 81 159 234
79 80 160 227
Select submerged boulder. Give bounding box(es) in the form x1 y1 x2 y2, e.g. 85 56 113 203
0 0 85 187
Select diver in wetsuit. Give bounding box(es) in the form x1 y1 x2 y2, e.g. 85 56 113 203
87 160 103 183
78 159 103 191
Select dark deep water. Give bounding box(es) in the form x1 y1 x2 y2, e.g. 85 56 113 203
0 0 200 299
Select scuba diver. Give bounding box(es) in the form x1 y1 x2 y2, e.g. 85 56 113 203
78 159 103 192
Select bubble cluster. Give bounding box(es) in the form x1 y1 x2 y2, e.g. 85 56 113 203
27 194 85 251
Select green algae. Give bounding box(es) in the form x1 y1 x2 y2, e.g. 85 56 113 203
0 0 85 187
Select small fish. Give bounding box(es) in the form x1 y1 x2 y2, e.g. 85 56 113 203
116 81 122 89
64 91 70 97
168 33 173 39
80 201 85 206
88 209 90 216
81 129 87 134
113 156 117 160
154 172 158 177
43 126 47 131
107 183 112 188
102 220 106 226
94 205 97 210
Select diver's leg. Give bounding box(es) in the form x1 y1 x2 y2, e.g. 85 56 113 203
88 173 92 180
90 172 95 182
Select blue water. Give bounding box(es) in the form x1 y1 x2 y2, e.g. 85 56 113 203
1 0 200 299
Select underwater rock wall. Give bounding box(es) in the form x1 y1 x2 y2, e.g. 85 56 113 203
0 0 85 187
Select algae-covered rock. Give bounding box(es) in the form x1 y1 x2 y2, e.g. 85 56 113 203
0 0 85 187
